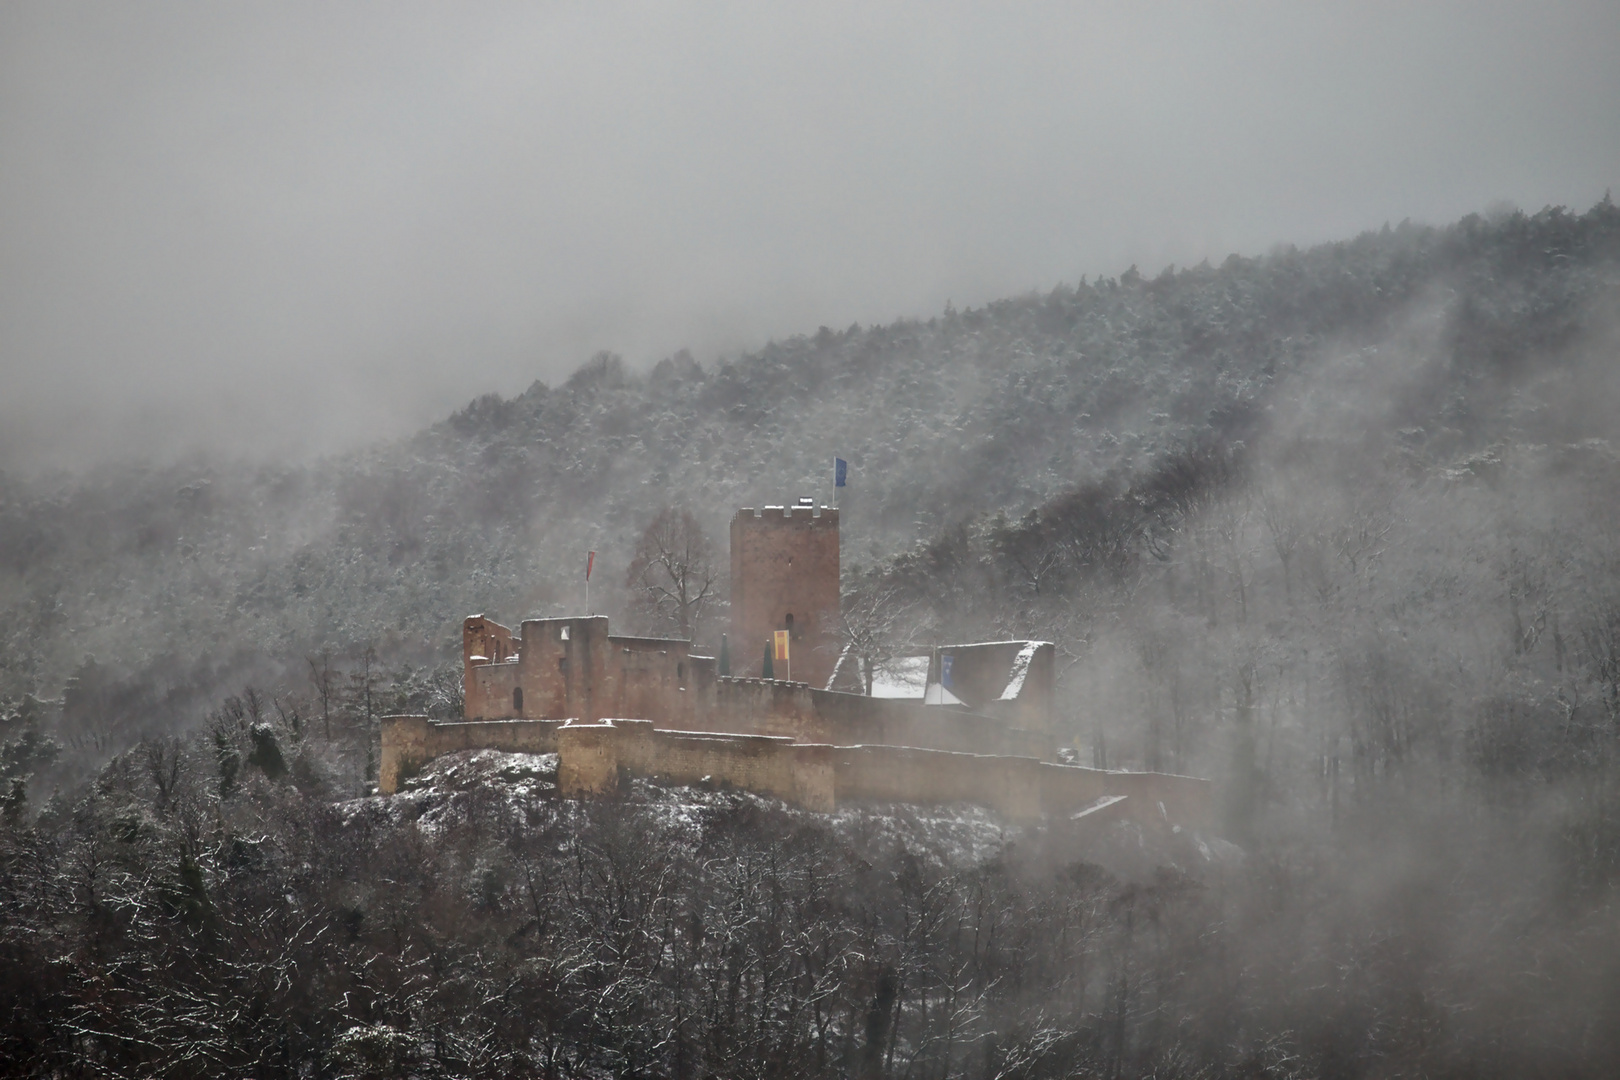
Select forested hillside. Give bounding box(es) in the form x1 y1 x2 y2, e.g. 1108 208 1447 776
3 199 1620 1077
4 201 1616 757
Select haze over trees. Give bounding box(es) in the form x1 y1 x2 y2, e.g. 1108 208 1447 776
3 200 1620 1076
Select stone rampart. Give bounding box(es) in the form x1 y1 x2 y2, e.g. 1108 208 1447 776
833 745 1043 818
679 678 1054 758
383 715 1210 827
555 723 620 796
805 687 1053 757
611 720 835 811
834 744 1212 826
681 678 818 738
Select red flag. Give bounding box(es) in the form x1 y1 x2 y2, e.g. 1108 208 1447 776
774 629 790 661
586 551 596 581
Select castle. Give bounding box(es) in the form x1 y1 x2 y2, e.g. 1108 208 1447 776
381 501 1210 827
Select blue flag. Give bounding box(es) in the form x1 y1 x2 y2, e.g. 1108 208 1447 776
834 457 848 488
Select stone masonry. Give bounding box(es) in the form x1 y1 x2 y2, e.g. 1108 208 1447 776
729 504 841 688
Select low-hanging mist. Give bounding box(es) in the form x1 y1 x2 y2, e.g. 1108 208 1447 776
3 200 1620 1077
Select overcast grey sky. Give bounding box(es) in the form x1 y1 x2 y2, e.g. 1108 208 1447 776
2 1 1616 474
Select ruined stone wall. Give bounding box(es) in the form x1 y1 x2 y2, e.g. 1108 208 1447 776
552 721 831 809
465 616 698 725
467 661 523 720
650 734 831 811
832 744 1211 826
729 505 840 688
687 654 718 701
611 720 835 811
805 687 1053 757
833 746 1045 818
1033 761 1123 816
463 616 517 719
678 678 1054 758
379 715 430 794
464 616 515 666
681 677 821 739
605 636 694 727
383 714 1210 826
517 616 611 721
513 617 567 718
554 723 620 796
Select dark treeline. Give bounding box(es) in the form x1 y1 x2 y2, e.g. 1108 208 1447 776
6 734 1614 1079
0 646 463 804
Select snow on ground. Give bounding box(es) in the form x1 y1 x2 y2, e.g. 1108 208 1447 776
869 655 929 698
336 750 558 832
336 748 1240 881
407 749 559 796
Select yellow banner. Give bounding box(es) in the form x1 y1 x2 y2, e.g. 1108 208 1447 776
773 629 790 661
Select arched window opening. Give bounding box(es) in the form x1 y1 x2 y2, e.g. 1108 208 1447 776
512 687 523 713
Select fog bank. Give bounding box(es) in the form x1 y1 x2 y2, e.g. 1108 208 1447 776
2 1 1617 473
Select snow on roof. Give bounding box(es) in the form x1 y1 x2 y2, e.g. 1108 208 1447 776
999 641 1042 700
935 639 1054 650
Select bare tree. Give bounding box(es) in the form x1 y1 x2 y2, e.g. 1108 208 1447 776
347 646 378 729
1258 480 1304 606
141 737 185 815
426 663 465 719
1579 594 1620 726
625 506 721 641
1213 492 1257 624
307 650 336 739
347 646 380 783
837 582 916 696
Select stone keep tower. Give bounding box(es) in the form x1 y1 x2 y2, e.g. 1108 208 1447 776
730 502 840 688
